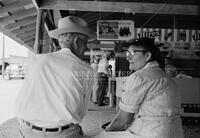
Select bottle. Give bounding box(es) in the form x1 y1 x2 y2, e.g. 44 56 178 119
118 70 121 77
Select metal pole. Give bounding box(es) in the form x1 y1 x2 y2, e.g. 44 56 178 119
1 33 5 79
173 16 175 29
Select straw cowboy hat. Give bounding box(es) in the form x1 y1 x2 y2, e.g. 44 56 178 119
49 16 96 40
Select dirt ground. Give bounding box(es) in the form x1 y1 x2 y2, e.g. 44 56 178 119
0 78 23 125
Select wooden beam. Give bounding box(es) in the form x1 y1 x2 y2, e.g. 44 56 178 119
25 45 34 51
24 39 35 44
46 10 56 30
25 39 35 44
0 8 36 23
21 43 34 52
48 38 55 52
53 10 62 27
43 34 49 40
32 0 40 9
34 9 47 53
21 35 35 42
26 41 36 49
27 41 35 46
42 44 52 53
16 30 35 38
44 10 58 52
0 0 31 13
28 40 49 47
5 16 36 29
39 1 200 15
11 23 36 35
42 39 50 44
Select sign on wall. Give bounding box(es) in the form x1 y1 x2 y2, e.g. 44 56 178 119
169 42 200 59
96 23 200 59
134 28 200 42
133 28 200 59
97 20 134 40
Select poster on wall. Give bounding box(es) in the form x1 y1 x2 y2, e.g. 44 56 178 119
194 41 200 51
134 28 200 43
172 50 200 59
160 41 200 59
193 32 200 51
97 20 134 40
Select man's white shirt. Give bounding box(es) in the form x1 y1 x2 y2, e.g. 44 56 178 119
15 48 95 127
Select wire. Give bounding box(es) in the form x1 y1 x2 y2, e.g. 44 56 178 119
140 3 167 28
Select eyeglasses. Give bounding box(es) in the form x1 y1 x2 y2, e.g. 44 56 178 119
125 49 147 56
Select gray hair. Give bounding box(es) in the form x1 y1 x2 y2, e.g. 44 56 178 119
58 33 77 49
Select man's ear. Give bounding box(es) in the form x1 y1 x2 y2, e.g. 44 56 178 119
73 36 78 49
145 52 152 62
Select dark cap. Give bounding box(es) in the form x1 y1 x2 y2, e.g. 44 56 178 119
127 38 163 54
128 37 163 47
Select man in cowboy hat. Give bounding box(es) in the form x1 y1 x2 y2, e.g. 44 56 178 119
15 16 96 138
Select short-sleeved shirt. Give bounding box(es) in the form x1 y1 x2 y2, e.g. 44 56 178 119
91 62 99 72
15 48 95 127
97 58 109 74
119 61 183 137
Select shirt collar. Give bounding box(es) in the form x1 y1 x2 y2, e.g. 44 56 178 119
57 48 89 66
57 48 77 57
58 48 71 53
143 61 159 69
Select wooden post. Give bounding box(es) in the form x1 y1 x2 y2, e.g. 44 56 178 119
45 10 57 53
173 16 176 29
90 48 94 64
34 9 47 54
1 34 5 79
49 38 55 52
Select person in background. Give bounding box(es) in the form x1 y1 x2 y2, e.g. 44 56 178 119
176 71 192 78
91 57 100 72
91 57 100 104
106 65 113 77
95 51 110 106
97 50 110 74
94 38 183 138
164 56 178 77
15 16 96 138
